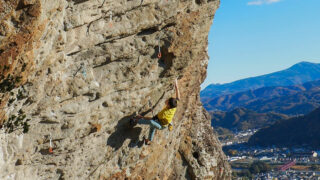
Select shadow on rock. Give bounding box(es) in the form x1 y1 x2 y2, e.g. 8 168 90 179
107 114 144 151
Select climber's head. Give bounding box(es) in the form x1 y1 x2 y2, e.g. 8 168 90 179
166 98 177 109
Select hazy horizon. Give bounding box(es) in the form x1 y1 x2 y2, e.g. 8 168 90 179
204 61 320 86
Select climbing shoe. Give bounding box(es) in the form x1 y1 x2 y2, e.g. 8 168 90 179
143 137 151 145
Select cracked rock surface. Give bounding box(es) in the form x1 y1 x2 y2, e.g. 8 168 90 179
0 0 231 179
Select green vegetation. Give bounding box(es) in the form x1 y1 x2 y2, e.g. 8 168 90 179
3 65 10 71
211 107 288 131
21 63 27 72
4 112 30 133
249 107 320 148
17 89 27 100
233 170 253 179
215 127 234 141
310 164 320 171
8 98 15 105
249 161 271 174
0 74 23 93
227 149 238 156
232 161 271 178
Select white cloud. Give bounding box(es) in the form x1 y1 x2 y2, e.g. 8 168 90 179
247 0 281 6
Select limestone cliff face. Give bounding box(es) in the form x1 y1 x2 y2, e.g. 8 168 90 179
0 0 231 179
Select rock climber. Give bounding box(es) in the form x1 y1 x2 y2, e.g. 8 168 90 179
131 78 180 145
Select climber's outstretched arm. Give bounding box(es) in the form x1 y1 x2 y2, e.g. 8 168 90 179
175 78 180 100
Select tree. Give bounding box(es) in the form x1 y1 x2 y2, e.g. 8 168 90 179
249 161 271 174
227 149 238 156
310 164 319 171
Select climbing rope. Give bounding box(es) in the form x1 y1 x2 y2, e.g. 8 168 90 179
108 11 113 28
17 134 23 149
157 36 162 59
49 133 53 153
81 63 87 78
90 69 100 88
149 100 154 117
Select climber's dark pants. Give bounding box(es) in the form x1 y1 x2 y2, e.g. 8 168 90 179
138 119 165 141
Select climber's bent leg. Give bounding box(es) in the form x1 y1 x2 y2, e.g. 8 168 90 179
138 118 152 125
149 126 156 141
150 120 162 129
138 119 164 141
148 120 164 141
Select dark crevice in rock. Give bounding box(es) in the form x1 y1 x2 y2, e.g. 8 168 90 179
179 151 196 180
159 50 175 78
46 163 57 166
161 22 176 30
59 97 74 104
56 169 65 180
83 92 94 97
86 14 107 34
67 50 81 56
62 111 76 115
195 0 205 5
95 33 136 46
15 159 22 166
72 0 89 5
102 102 108 107
65 22 89 31
192 151 199 159
16 0 33 10
88 92 101 102
123 3 150 14
98 0 106 8
93 58 127 69
137 27 158 36
93 20 174 46
10 17 20 28
39 120 59 124
193 151 204 166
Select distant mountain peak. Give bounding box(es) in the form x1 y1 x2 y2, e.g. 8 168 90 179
296 61 317 65
201 61 320 100
289 61 319 70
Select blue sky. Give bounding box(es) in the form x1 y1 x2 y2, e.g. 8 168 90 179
202 0 320 89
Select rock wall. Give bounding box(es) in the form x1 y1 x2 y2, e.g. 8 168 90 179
0 0 231 179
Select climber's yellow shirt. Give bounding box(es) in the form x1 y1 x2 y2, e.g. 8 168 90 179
157 107 177 126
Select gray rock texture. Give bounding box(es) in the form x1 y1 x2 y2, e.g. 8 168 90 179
0 0 231 179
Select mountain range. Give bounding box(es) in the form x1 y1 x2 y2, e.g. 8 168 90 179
204 79 320 116
203 61 320 147
201 62 320 101
248 107 320 148
211 107 289 131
